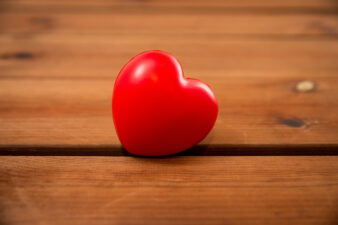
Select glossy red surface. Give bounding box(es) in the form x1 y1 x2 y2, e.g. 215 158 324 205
112 50 218 156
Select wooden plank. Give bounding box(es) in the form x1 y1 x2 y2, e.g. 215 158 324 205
1 35 337 78
0 36 337 149
0 74 337 147
0 12 337 36
0 156 337 225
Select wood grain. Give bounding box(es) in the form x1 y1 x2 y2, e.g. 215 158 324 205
0 75 337 148
0 156 337 225
1 36 337 78
1 12 337 36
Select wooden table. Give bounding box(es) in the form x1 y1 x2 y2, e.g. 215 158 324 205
1 0 338 224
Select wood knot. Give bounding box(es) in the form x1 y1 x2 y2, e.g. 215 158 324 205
295 80 316 93
308 21 337 35
279 118 305 128
30 17 53 30
14 52 33 59
1 52 34 60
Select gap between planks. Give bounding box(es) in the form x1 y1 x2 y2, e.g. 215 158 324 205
0 144 338 156
1 0 337 15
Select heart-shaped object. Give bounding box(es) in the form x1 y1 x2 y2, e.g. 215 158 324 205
112 50 218 156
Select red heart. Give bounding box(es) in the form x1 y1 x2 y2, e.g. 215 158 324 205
112 50 218 156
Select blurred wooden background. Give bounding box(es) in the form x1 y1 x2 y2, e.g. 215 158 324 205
0 0 337 224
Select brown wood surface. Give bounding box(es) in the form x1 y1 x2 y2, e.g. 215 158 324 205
0 0 338 224
1 12 337 35
0 75 338 147
1 156 338 225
